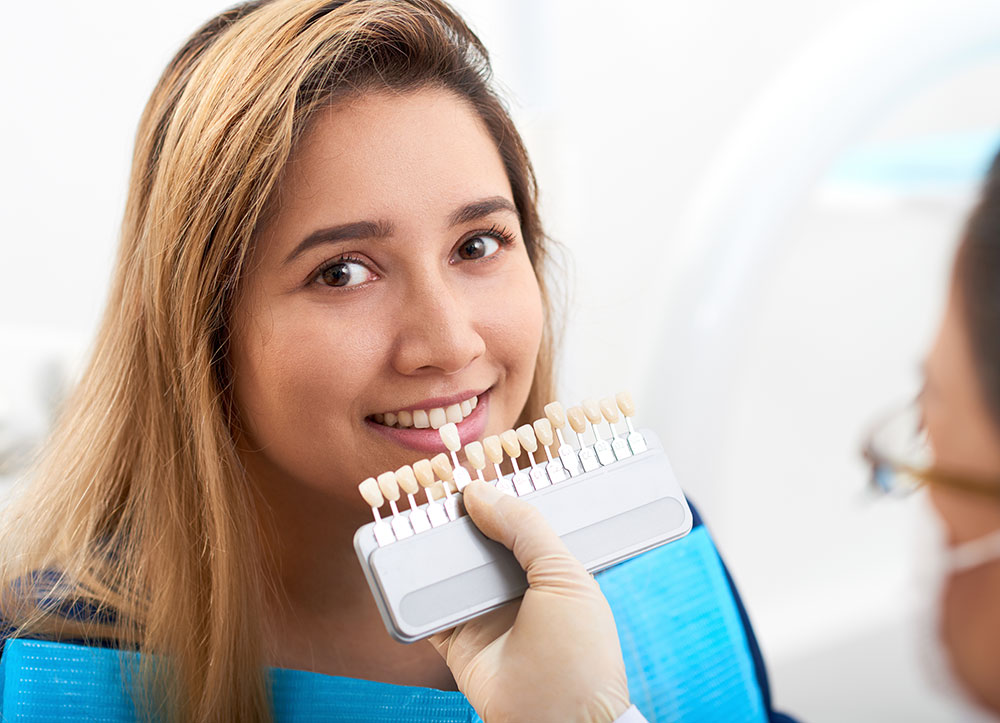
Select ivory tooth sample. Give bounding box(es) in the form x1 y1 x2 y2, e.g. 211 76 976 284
360 477 395 546
533 417 569 483
414 458 449 527
545 401 583 476
431 452 461 520
439 423 471 491
517 423 549 489
601 396 631 460
616 390 647 454
464 441 487 483
378 471 413 540
396 464 430 534
500 429 534 496
483 434 515 495
585 397 615 466
568 405 601 473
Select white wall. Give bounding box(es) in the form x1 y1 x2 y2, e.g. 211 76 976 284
4 1 1000 720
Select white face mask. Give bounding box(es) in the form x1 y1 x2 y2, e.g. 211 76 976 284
912 491 1000 722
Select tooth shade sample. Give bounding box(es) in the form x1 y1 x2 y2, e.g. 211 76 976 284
395 465 419 494
544 401 566 428
616 391 635 417
567 406 588 435
500 429 521 458
413 458 435 488
465 441 486 469
471 395 479 409
431 452 454 481
600 397 620 424
460 399 472 416
516 424 538 454
429 408 447 429
397 410 413 427
413 409 430 428
359 477 383 508
439 422 461 452
376 471 400 501
373 413 385 424
384 412 397 427
532 418 554 446
483 435 504 464
582 398 603 424
445 404 463 424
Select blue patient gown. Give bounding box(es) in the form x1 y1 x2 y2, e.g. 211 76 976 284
0 508 796 722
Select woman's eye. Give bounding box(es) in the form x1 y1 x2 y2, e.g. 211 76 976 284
455 234 501 261
317 259 372 288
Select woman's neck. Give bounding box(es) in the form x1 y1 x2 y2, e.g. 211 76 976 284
252 467 456 690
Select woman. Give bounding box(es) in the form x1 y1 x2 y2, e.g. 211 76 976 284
0 0 566 719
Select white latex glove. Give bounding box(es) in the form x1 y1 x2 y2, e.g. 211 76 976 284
429 480 631 723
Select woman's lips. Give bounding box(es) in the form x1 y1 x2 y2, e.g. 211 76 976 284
366 390 490 454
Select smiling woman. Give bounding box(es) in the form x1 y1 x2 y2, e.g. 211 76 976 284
0 1 559 720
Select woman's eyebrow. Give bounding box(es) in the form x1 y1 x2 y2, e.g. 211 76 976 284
449 196 519 226
284 219 394 264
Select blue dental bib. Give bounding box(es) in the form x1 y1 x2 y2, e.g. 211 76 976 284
0 526 768 722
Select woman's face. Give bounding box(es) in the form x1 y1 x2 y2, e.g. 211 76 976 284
922 286 1000 711
231 87 544 508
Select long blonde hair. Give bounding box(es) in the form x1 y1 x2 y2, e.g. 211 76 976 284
0 1 557 720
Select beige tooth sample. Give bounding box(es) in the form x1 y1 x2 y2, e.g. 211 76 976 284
384 412 397 427
566 405 588 435
413 409 430 429
615 391 636 418
397 410 413 427
431 452 454 482
395 465 419 495
460 399 472 416
445 404 463 424
429 408 447 429
500 429 521 460
600 397 620 424
483 435 504 465
373 413 385 424
516 424 537 455
471 395 479 409
413 458 435 488
465 441 486 470
582 398 603 425
439 422 461 452
544 401 566 429
376 471 400 502
532 418 554 447
359 477 384 509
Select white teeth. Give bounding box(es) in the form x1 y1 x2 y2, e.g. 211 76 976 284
373 394 483 429
428 408 447 429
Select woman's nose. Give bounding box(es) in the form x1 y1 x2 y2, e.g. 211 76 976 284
390 278 487 376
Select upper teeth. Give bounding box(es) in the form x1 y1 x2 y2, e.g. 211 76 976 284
373 395 479 429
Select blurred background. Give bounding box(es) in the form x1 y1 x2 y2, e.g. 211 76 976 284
3 0 1000 719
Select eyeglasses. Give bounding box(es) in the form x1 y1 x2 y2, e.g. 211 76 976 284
861 399 1000 500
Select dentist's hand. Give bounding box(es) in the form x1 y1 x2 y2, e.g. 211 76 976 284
429 480 630 723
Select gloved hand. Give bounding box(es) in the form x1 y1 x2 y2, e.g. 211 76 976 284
429 480 631 723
